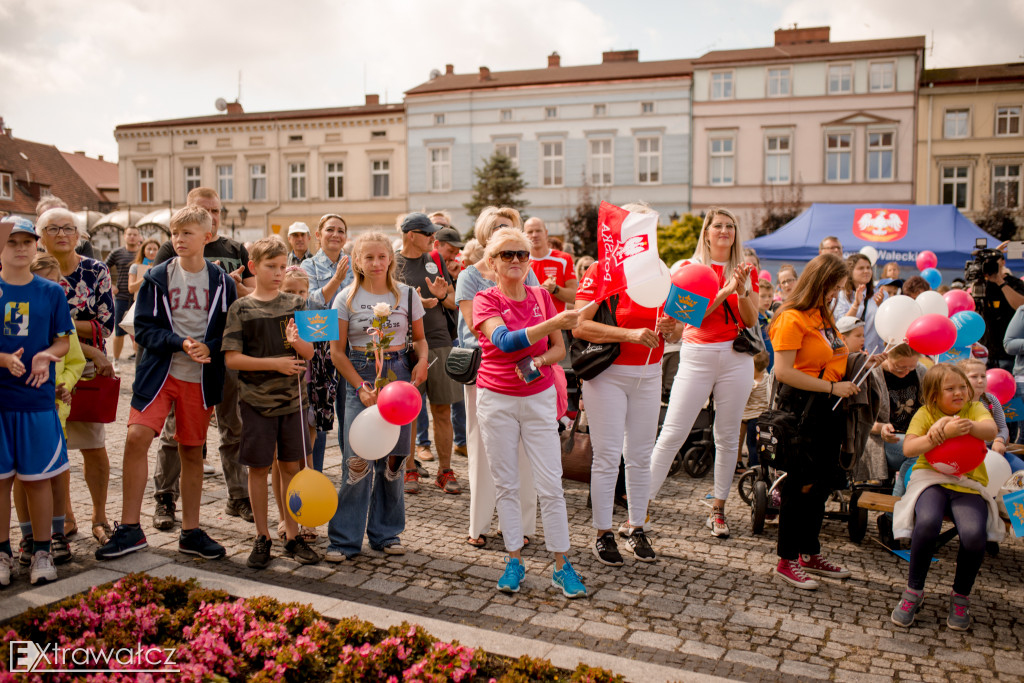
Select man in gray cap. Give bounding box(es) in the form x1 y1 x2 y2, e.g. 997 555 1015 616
395 213 461 495
286 222 314 266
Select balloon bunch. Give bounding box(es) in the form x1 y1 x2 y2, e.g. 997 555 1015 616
915 250 942 290
876 279 984 359
350 381 422 460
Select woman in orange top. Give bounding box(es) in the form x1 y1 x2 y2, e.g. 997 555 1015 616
768 254 878 590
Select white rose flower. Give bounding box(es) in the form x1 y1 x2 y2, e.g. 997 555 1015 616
371 302 392 318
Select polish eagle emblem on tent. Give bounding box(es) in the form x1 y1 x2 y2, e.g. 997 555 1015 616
852 209 909 243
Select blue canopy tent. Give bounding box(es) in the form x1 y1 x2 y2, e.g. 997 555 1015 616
745 204 1007 277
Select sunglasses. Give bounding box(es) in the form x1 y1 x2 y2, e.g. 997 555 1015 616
497 250 529 263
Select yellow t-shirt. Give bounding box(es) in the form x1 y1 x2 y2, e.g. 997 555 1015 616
907 402 993 493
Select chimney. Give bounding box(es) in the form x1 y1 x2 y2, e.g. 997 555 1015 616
548 52 561 68
774 26 830 46
226 101 244 115
479 66 490 81
445 64 454 75
74 150 85 156
365 94 380 106
602 49 639 64
97 155 104 161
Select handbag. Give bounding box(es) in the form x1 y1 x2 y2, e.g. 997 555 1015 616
569 294 621 380
723 300 765 356
68 374 121 424
756 372 821 471
560 410 593 483
445 346 481 384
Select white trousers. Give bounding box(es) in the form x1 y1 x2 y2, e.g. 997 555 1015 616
581 364 661 530
650 341 754 502
478 386 570 553
465 384 537 539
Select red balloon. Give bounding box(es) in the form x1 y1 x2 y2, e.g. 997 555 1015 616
986 368 1016 405
944 289 975 316
376 381 422 426
758 269 771 283
905 314 957 356
915 250 938 271
671 263 720 300
925 434 987 477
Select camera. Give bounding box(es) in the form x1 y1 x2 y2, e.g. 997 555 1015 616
964 237 1003 299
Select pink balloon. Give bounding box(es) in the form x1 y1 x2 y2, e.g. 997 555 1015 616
944 289 975 316
905 314 957 356
925 435 987 477
377 381 422 426
986 368 1016 405
915 250 938 271
758 269 771 283
671 263 720 300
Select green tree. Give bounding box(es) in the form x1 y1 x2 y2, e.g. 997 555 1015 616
463 151 529 223
657 214 702 265
564 182 600 258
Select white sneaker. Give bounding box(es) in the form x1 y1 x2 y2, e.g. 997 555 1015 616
29 550 57 585
203 462 215 475
706 510 730 538
324 549 346 563
0 553 14 586
618 513 651 536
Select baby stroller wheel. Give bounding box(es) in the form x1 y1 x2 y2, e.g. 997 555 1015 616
737 467 758 505
667 448 685 477
751 480 768 534
683 445 713 478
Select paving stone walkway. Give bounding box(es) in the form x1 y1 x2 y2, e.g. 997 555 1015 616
6 362 1024 682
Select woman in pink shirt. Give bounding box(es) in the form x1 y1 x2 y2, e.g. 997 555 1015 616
473 228 588 599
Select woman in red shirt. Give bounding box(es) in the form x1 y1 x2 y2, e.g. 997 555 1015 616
648 208 758 539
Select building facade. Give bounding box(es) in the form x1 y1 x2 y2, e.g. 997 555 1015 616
404 51 692 233
114 97 406 242
690 27 925 239
916 63 1024 230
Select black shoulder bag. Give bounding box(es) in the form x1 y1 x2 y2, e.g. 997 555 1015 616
723 299 765 356
569 294 621 381
756 370 823 472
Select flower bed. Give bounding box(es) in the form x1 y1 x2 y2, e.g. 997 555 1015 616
0 574 624 682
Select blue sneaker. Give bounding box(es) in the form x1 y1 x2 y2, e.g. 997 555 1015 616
552 559 588 599
95 524 148 560
497 557 525 593
179 528 226 560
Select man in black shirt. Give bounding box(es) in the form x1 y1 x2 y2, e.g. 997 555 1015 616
150 187 256 528
105 225 140 365
979 253 1024 370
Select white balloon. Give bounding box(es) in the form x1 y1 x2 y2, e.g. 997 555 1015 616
349 405 401 461
914 290 949 318
626 260 672 308
982 449 1013 499
859 245 879 265
874 295 923 345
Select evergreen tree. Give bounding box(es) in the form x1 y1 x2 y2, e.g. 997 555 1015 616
564 182 600 258
463 152 529 222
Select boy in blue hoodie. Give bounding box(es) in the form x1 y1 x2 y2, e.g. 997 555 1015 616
96 206 237 561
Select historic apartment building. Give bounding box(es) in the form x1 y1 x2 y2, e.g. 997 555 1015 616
690 27 925 238
915 63 1024 226
114 97 406 242
404 51 693 232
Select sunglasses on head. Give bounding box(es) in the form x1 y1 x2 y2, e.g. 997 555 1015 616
497 250 529 262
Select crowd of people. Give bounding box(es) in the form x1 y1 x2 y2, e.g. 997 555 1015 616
0 192 1017 629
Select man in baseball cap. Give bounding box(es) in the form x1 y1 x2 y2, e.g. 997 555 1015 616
286 222 313 266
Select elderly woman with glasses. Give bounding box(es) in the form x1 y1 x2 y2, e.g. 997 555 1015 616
473 228 588 599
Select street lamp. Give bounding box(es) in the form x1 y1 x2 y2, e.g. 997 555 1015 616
238 205 248 228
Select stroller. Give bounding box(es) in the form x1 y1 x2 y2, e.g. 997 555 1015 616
737 463 784 534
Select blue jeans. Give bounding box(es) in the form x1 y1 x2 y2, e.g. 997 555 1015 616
335 388 346 452
883 434 907 476
311 430 327 472
1004 450 1024 473
416 397 430 447
326 350 409 557
452 399 466 447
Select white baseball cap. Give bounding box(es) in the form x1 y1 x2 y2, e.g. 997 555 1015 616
287 221 310 235
836 316 865 334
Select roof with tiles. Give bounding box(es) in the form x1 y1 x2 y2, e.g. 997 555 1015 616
692 35 925 67
922 62 1024 86
61 151 119 197
0 129 106 215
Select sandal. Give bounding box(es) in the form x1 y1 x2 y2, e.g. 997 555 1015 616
92 522 112 545
466 535 487 548
522 536 530 547
299 527 318 542
65 522 79 538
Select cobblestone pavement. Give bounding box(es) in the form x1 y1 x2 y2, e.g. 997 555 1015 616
6 362 1024 682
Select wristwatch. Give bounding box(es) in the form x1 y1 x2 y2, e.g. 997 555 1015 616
553 285 560 295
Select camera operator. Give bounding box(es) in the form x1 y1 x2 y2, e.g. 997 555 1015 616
979 249 1024 370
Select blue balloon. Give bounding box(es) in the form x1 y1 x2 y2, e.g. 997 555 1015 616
920 268 942 290
951 310 985 348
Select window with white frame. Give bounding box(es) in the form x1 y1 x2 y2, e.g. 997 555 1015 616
545 106 558 119
288 162 307 200
593 104 607 117
588 139 613 186
371 159 390 198
429 147 451 192
996 106 1021 136
500 109 512 122
764 134 791 184
184 165 201 198
494 141 518 166
867 131 895 181
993 164 1021 209
541 140 564 187
709 136 734 185
944 109 970 139
434 113 445 126
827 64 852 94
325 161 344 199
137 168 154 204
825 132 852 182
637 136 661 184
711 71 734 100
941 166 969 209
0 172 12 200
767 68 791 97
217 164 234 201
249 163 267 201
869 62 895 92
641 101 654 114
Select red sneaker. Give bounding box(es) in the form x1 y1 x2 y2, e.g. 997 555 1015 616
404 470 420 494
775 558 819 590
799 553 852 578
435 469 461 495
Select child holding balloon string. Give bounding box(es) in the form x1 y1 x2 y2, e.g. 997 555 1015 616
890 363 1005 631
